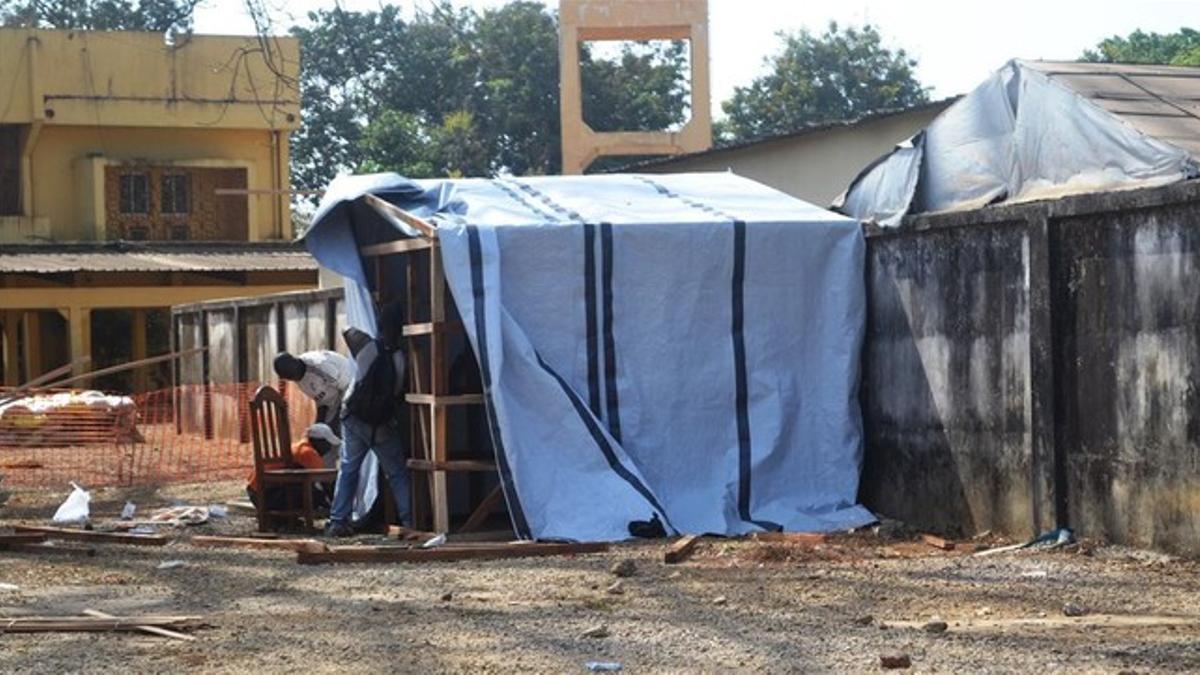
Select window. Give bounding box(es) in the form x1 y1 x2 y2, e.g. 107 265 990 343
0 126 19 215
161 173 189 214
119 173 149 214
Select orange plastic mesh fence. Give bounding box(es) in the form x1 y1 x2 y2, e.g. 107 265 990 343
0 383 316 488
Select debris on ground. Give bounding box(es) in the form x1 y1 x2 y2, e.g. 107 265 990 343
610 558 636 577
853 615 874 626
1063 602 1087 617
156 560 186 570
605 580 624 595
147 505 210 526
51 482 90 524
585 662 623 672
713 595 728 606
922 620 948 634
120 501 136 520
879 653 912 669
580 624 610 639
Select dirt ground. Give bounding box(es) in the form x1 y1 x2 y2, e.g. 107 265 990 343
2 482 1199 673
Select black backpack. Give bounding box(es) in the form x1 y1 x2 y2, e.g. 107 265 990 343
343 339 398 428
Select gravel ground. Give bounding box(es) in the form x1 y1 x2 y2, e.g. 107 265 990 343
2 482 1199 673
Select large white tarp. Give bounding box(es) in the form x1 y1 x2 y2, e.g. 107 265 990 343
305 172 873 541
836 60 1199 227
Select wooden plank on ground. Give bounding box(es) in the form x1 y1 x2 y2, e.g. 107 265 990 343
0 532 48 545
0 615 204 633
921 534 955 551
82 609 196 642
298 541 609 565
14 525 170 547
664 534 702 564
386 526 438 543
749 532 828 544
190 535 326 553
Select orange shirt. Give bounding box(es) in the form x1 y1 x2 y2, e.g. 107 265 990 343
247 440 327 494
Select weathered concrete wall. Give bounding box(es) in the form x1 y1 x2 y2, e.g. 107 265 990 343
862 180 1200 555
862 222 1040 538
1052 201 1200 553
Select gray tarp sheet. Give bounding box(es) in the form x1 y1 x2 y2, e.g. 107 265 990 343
836 60 1198 227
305 172 873 541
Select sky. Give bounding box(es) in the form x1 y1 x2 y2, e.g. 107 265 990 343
194 0 1199 117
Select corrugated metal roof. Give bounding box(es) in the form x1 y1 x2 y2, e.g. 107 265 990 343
1024 60 1200 156
0 242 317 274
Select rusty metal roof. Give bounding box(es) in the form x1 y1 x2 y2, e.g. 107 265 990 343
1024 60 1200 157
0 242 317 274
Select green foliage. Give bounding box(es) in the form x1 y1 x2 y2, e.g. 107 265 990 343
720 22 928 143
292 1 689 187
581 40 690 132
0 0 200 32
1081 27 1200 66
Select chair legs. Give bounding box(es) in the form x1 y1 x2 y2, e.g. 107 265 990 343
302 479 315 532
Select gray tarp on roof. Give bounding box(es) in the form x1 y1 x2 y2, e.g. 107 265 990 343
835 59 1200 227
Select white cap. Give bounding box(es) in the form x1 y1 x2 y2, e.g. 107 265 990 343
305 423 342 448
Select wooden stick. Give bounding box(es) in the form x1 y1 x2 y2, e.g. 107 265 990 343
921 534 955 551
458 485 504 533
0 358 88 405
749 532 828 544
82 609 196 641
190 535 326 553
9 348 203 397
0 615 203 633
214 188 322 196
664 534 701 564
298 541 609 565
14 525 170 547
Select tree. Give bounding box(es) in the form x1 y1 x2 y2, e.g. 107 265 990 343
0 0 201 32
1082 28 1200 66
291 1 690 187
720 22 928 143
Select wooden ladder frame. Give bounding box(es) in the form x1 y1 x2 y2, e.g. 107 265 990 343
358 195 503 534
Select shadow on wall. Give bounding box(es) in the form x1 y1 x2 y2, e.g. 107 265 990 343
858 239 972 535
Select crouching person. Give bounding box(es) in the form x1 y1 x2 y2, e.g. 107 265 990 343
325 302 411 537
247 423 340 510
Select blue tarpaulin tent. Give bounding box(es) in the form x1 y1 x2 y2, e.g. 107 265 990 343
304 172 872 541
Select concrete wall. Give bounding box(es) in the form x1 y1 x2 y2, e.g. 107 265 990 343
640 102 951 207
861 180 1200 555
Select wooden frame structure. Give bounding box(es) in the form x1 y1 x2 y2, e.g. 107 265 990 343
359 195 504 534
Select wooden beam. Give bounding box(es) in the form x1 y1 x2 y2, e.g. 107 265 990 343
364 194 438 239
14 525 170 547
0 358 87 405
402 321 462 337
82 609 195 642
0 615 203 633
405 393 483 406
297 541 609 565
0 532 48 545
748 532 828 545
458 485 505 533
189 535 326 553
406 459 496 473
664 534 701 564
359 238 433 257
921 534 955 551
3 348 202 400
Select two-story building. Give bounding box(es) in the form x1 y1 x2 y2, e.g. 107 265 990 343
0 28 317 391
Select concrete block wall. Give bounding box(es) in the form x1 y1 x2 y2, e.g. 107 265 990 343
860 180 1200 555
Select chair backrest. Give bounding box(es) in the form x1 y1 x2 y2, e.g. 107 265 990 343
249 385 294 471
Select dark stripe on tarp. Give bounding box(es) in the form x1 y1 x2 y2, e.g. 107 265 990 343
730 220 782 533
637 176 782 532
599 222 622 443
533 350 675 534
466 226 532 539
507 179 586 223
584 223 602 416
490 179 562 222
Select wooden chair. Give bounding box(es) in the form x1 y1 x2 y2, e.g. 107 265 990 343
248 385 338 532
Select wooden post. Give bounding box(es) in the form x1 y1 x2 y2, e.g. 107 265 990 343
22 310 42 380
2 311 19 386
429 241 450 533
67 306 91 378
131 309 148 393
